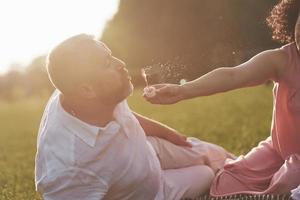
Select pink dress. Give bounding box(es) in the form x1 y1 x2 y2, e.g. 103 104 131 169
210 43 300 196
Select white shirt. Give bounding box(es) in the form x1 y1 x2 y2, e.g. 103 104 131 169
35 90 163 200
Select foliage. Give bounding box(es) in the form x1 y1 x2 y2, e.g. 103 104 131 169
0 56 53 101
102 0 279 83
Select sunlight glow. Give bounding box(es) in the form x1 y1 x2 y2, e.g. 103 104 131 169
0 0 119 74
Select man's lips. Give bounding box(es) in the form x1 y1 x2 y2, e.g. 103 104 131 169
121 68 131 81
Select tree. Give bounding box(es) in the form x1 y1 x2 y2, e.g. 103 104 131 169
101 0 278 84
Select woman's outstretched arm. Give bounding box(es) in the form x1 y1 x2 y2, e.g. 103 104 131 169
145 49 287 105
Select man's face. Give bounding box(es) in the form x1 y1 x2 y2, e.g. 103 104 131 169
87 41 133 105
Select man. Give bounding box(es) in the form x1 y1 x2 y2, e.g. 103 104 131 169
35 34 232 200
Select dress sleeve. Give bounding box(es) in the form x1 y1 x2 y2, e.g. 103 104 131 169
41 168 109 200
276 42 295 83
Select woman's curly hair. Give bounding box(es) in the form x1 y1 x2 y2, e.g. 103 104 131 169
267 0 300 44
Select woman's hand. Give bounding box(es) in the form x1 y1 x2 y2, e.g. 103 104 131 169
143 84 186 104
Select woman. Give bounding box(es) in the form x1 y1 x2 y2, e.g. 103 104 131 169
145 0 300 196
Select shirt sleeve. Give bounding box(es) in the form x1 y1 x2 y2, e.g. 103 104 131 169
40 168 109 200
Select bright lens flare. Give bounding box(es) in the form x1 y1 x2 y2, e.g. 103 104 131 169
0 0 120 74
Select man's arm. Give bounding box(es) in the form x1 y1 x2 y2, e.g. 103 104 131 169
133 112 192 147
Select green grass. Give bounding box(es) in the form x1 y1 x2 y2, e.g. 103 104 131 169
0 85 273 199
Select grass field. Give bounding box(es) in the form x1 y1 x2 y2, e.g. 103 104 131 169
0 85 274 199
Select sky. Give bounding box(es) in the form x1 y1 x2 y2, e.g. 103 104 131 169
0 0 120 74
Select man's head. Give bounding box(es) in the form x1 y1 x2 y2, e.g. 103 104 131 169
47 34 133 105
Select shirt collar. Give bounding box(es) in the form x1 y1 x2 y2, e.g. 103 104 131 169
53 91 121 147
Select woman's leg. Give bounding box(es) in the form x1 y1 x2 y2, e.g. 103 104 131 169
210 137 284 196
265 154 300 194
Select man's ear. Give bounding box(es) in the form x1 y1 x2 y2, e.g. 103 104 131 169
78 84 97 99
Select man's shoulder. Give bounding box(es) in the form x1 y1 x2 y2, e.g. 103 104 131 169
37 90 74 150
38 91 62 132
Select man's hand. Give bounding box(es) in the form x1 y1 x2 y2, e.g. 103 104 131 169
143 84 185 105
163 131 192 147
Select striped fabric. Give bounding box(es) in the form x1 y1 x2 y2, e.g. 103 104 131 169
184 193 292 200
